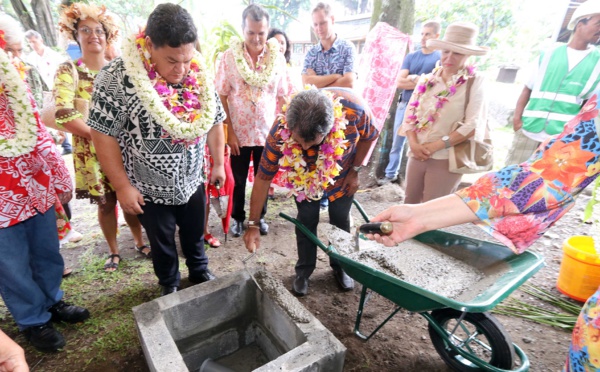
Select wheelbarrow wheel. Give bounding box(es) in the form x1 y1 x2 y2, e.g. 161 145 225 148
428 309 515 371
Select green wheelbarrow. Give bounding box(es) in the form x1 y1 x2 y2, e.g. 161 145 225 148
279 201 545 372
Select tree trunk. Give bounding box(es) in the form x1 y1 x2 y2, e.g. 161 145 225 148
10 0 36 31
31 0 57 46
366 0 414 183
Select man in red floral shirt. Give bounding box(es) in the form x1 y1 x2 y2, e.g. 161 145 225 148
0 16 89 353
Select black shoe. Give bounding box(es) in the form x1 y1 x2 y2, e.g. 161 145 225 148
23 321 65 352
161 286 178 296
333 269 354 291
231 219 243 237
292 276 309 296
259 219 268 236
48 301 90 323
189 269 216 284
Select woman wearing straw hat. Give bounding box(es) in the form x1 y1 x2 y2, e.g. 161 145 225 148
401 22 489 204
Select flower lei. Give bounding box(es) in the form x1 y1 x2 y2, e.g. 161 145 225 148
406 65 476 132
278 89 348 202
230 37 279 88
122 31 216 146
0 31 6 50
0 48 38 157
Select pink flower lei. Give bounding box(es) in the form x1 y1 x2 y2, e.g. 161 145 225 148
405 65 476 132
278 90 349 202
135 31 206 146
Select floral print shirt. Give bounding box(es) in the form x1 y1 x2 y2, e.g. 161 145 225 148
456 99 600 253
0 91 72 228
215 44 289 147
301 35 356 76
54 59 95 125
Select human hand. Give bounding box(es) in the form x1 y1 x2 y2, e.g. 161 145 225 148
243 227 261 253
342 169 359 196
227 132 240 156
56 191 73 205
210 165 226 187
422 141 443 155
366 205 426 246
116 185 145 215
0 330 29 372
512 116 523 131
306 68 317 76
409 142 431 161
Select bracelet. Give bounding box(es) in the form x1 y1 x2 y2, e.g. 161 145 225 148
247 225 260 229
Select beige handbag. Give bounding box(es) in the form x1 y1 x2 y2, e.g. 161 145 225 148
40 60 89 130
448 77 494 174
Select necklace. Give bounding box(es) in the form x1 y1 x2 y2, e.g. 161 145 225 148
278 88 348 202
406 65 476 132
231 37 279 88
122 31 216 146
0 48 38 157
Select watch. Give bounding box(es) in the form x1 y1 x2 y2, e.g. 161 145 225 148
352 165 363 172
246 220 260 228
442 135 451 149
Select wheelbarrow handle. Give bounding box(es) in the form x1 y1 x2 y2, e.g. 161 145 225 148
352 199 371 223
279 213 330 252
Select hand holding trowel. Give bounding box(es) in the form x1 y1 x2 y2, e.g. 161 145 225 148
354 222 393 251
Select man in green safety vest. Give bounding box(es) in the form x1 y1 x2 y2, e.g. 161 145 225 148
506 0 600 166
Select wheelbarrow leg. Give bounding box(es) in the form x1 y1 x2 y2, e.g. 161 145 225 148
354 286 402 341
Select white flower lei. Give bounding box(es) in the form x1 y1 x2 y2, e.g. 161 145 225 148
231 37 279 88
0 49 38 157
122 34 216 143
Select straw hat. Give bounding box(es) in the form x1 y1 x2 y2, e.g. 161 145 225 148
568 0 600 30
427 22 489 56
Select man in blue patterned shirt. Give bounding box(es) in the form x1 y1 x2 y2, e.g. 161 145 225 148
301 2 356 89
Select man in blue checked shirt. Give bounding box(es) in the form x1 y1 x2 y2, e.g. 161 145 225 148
301 2 356 89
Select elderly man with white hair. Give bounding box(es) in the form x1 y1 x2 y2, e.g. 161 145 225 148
505 0 600 166
24 30 67 90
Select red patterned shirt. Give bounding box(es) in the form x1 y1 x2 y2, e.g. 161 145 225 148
0 91 72 228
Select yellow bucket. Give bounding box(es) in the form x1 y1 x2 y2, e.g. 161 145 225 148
557 236 600 302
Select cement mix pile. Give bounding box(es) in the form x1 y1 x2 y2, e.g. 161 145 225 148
318 224 508 300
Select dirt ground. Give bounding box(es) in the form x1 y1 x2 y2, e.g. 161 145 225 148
49 177 588 372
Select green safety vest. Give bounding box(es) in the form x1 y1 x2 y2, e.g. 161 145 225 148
522 44 600 135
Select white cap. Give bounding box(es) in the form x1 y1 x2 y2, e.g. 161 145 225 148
568 0 600 30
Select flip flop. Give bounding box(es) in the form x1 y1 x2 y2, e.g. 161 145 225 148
204 234 221 248
134 244 151 258
62 267 73 278
104 254 121 272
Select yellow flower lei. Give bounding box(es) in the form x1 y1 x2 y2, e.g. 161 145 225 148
278 89 348 202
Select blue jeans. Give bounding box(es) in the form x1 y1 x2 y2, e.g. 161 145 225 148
384 101 408 179
0 208 63 330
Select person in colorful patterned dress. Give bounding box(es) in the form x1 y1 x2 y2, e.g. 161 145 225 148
366 96 600 371
215 4 289 238
243 88 379 296
0 15 89 353
89 3 225 297
55 3 147 272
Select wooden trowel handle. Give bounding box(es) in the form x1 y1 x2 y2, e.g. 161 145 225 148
358 222 393 235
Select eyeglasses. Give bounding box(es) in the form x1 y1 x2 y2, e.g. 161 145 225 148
78 27 106 37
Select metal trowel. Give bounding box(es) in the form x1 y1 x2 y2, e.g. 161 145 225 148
354 222 393 251
242 247 263 292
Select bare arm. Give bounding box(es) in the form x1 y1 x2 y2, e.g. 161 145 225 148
206 124 225 186
368 194 478 246
60 117 91 140
243 176 272 252
219 94 240 156
328 72 356 88
90 129 145 215
513 86 532 131
395 69 418 90
302 71 342 88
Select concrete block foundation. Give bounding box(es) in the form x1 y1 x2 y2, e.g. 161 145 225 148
133 269 346 372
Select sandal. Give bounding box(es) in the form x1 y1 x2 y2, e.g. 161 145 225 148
62 267 73 278
204 234 221 248
104 254 121 272
134 244 151 258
